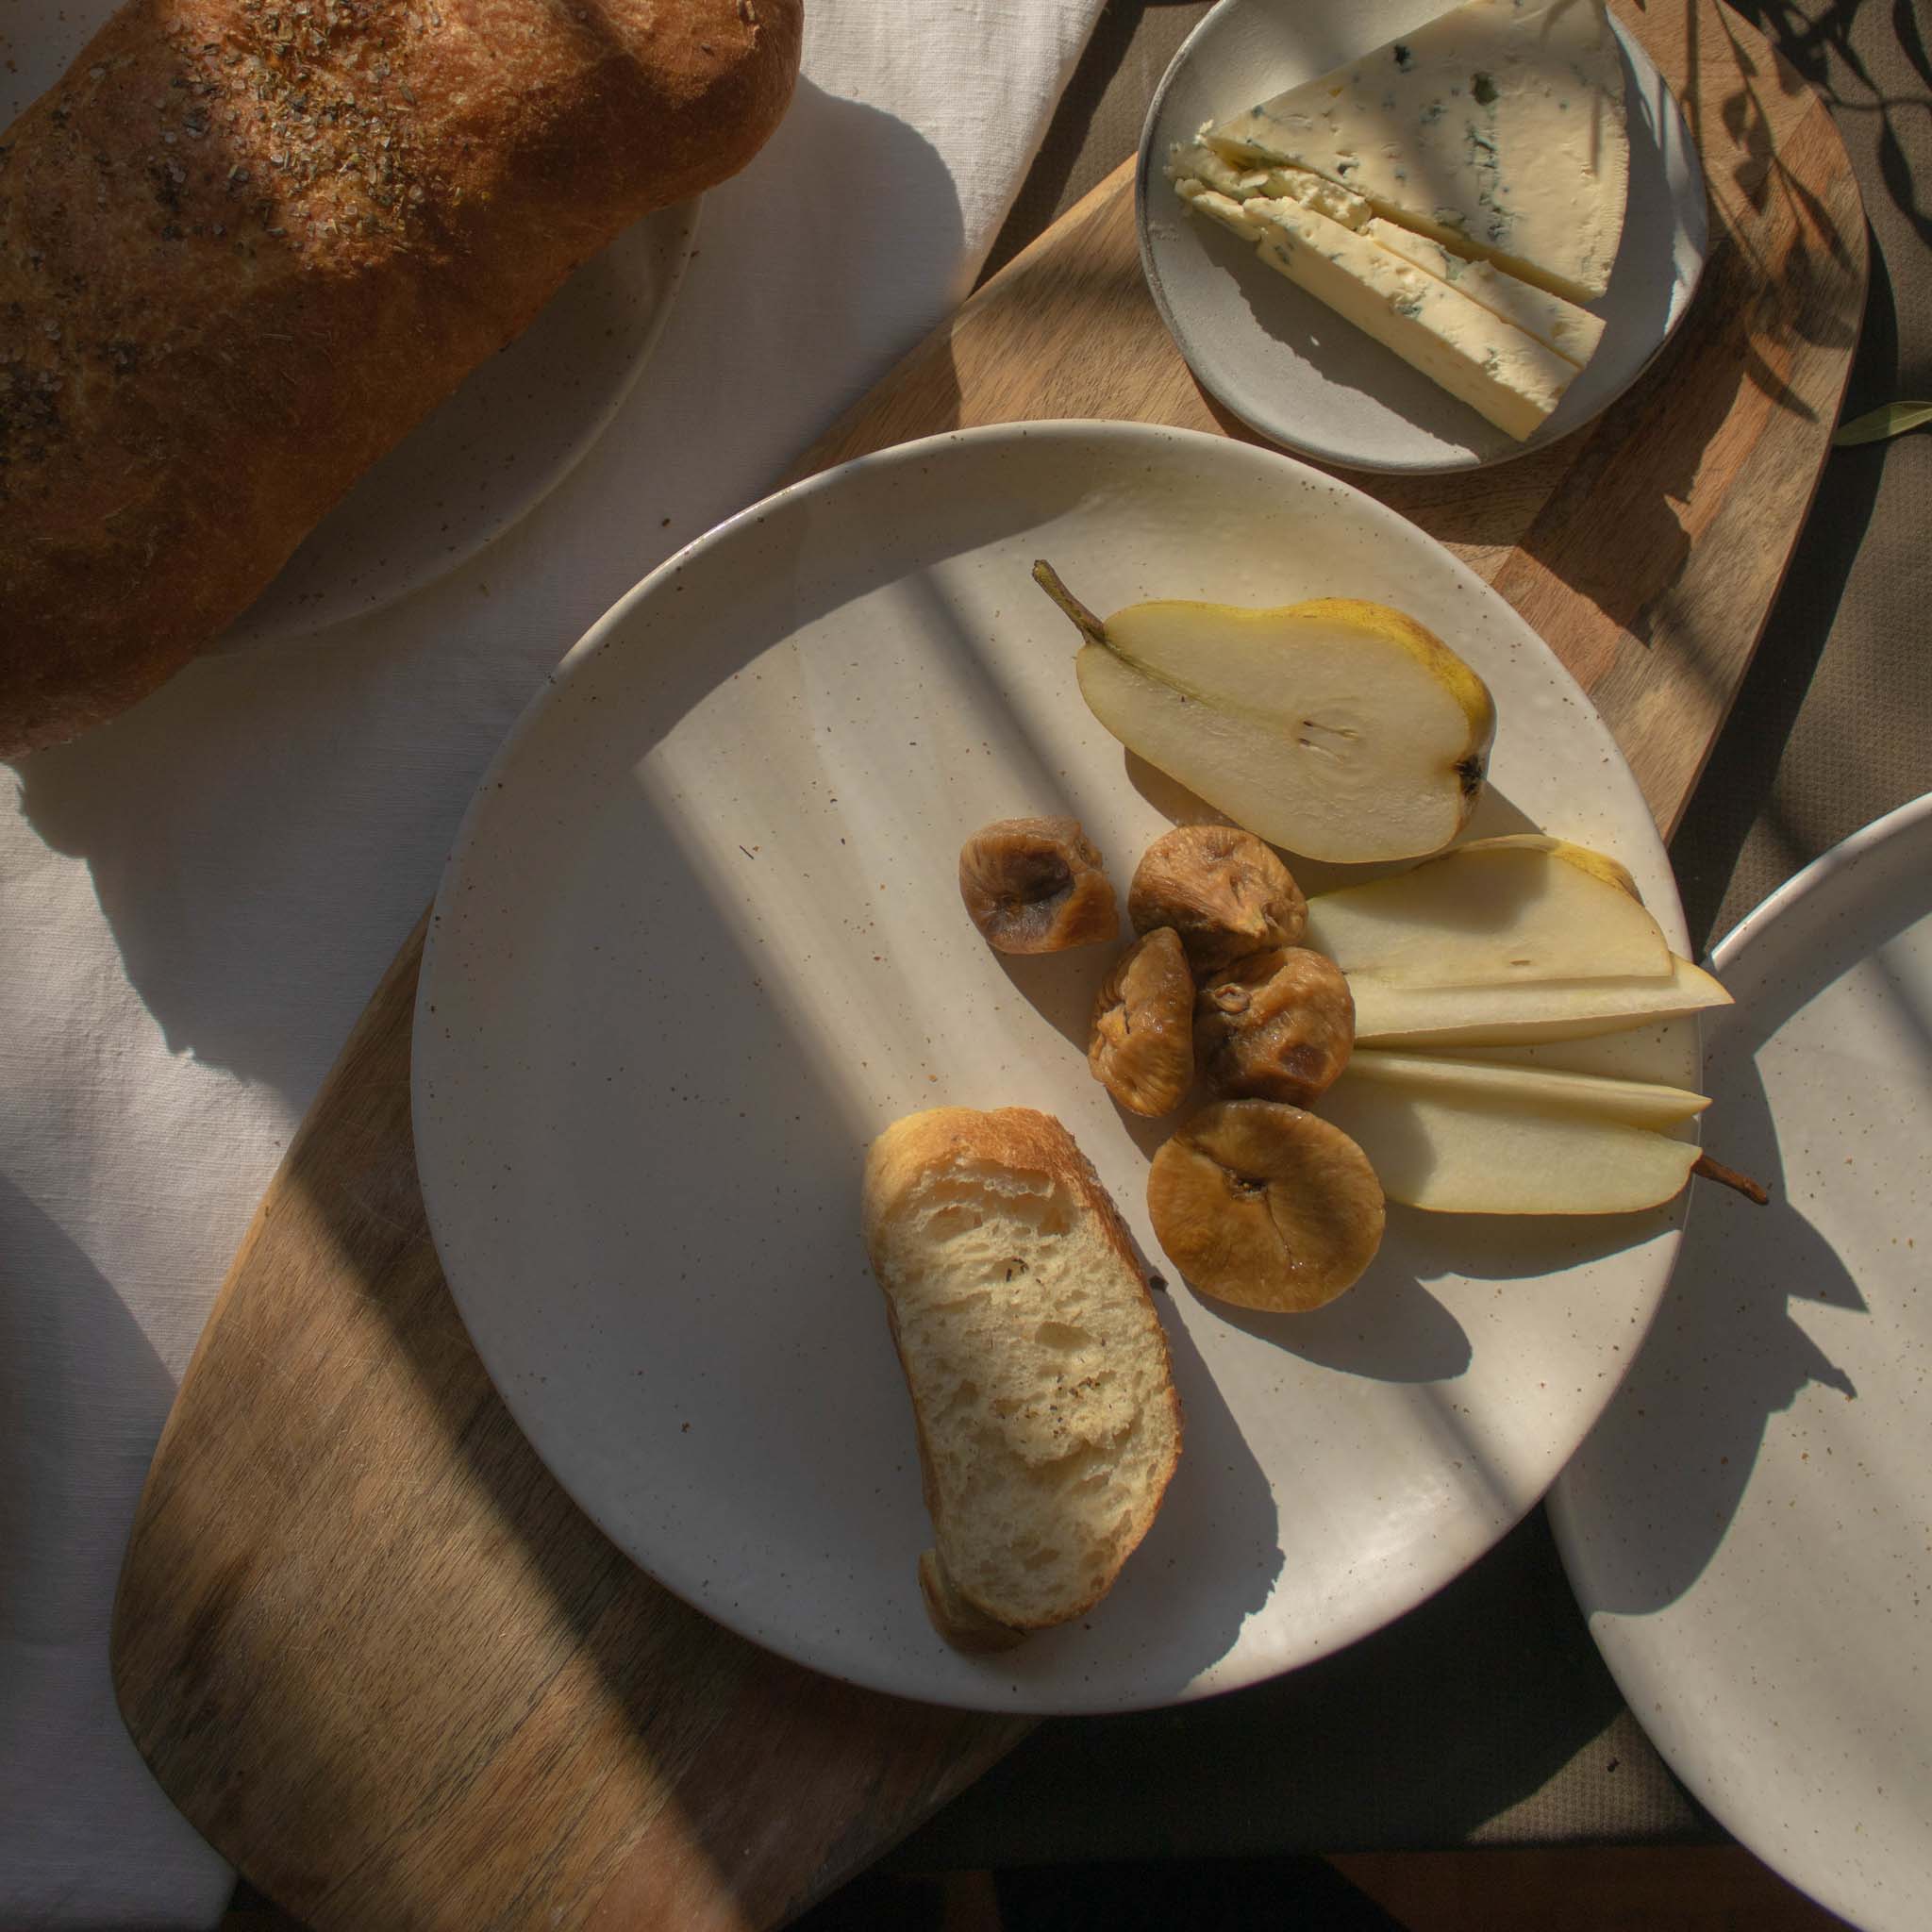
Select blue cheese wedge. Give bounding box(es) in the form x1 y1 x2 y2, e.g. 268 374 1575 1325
1233 194 1576 439
1359 218 1604 366
1203 0 1630 306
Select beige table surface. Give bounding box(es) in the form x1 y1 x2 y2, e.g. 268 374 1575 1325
890 0 1932 1866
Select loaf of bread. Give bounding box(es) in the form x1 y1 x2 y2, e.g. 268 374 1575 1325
0 0 802 757
861 1107 1183 1649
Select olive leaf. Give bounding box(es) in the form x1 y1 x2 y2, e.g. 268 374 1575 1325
1833 401 1932 447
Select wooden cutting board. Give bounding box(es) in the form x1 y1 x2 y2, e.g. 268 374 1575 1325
111 6 1864 1926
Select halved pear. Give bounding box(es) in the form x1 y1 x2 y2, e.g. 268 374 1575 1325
1318 1065 1702 1215
1341 1050 1710 1129
1303 837 1672 988
1035 563 1495 863
1349 953 1732 1047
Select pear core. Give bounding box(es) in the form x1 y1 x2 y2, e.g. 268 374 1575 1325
1035 563 1495 863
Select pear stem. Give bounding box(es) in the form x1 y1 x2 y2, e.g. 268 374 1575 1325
1692 1153 1770 1206
1032 559 1110 650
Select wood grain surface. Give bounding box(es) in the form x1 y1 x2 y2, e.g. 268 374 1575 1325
110 7 1866 1927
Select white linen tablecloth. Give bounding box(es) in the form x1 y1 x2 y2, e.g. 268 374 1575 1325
0 1 1105 1921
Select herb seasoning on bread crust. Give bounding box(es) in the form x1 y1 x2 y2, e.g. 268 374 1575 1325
0 0 802 756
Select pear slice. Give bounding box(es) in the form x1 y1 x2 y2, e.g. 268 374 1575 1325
1317 1067 1702 1215
1036 562 1495 864
1340 1049 1710 1129
1349 953 1732 1047
1448 833 1641 899
1448 1022 1702 1089
1303 837 1672 988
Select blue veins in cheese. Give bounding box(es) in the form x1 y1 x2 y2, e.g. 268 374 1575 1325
1201 0 1630 307
1357 217 1605 366
1182 188 1576 441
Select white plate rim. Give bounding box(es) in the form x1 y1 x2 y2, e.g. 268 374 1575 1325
414 416 1692 1714
1549 787 1932 1928
1133 0 1709 475
1708 790 1932 980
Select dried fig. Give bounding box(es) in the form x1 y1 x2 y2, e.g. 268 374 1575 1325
959 816 1118 954
1088 927 1194 1116
1147 1100 1384 1312
1195 946 1354 1106
1128 824 1307 974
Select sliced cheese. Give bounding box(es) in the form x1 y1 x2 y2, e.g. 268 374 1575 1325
1204 0 1630 305
1168 138 1275 205
1168 140 1373 227
1175 179 1268 243
1259 163 1374 228
1239 194 1576 440
1360 217 1605 367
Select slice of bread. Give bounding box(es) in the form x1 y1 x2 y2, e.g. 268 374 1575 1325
861 1107 1183 1647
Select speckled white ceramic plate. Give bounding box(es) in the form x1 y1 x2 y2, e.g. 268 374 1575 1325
414 420 1695 1715
3 5 695 648
1136 0 1707 473
1551 791 1932 1932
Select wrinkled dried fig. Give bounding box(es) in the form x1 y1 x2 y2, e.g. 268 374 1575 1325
1088 927 1194 1116
1195 946 1354 1106
1128 824 1307 974
1147 1100 1384 1313
959 816 1118 954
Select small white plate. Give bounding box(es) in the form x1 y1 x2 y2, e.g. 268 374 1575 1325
1552 792 1932 1932
2 7 694 648
415 420 1697 1715
1136 0 1707 473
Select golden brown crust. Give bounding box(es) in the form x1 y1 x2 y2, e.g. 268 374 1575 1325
862 1106 1162 1314
861 1106 1184 1641
0 0 803 756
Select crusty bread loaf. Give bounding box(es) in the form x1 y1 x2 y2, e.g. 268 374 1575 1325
0 0 802 757
861 1107 1183 1647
